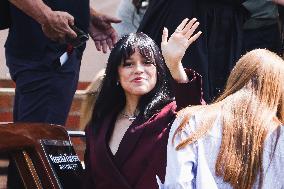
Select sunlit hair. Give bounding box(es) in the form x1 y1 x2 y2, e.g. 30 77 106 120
91 33 172 130
174 49 284 189
79 69 105 130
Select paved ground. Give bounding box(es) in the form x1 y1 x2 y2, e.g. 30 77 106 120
0 0 121 82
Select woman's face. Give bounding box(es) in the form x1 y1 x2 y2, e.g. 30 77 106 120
118 50 157 98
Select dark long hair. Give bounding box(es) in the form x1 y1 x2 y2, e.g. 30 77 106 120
91 33 173 130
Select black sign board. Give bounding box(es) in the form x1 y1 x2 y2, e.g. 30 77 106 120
40 139 83 189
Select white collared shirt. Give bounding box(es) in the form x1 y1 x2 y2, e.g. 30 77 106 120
159 112 284 189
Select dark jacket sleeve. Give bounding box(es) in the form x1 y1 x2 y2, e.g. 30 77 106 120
171 68 206 111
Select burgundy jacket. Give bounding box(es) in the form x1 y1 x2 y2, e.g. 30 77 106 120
83 69 204 189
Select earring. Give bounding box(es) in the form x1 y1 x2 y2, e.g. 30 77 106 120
116 81 119 86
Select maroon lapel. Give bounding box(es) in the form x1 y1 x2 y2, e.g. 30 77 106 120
93 112 133 189
114 115 147 168
114 102 176 168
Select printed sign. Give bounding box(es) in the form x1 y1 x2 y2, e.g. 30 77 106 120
40 139 83 188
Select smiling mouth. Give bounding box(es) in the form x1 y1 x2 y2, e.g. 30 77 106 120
133 77 145 82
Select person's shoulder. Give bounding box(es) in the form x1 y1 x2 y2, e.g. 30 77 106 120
169 109 199 139
173 105 222 139
264 125 284 158
158 101 176 114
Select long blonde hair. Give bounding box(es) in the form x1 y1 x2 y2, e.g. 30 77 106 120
174 49 284 189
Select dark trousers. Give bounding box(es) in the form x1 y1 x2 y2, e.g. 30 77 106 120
5 49 82 188
6 49 81 125
242 23 282 55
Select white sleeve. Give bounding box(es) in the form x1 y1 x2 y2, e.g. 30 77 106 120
158 116 198 189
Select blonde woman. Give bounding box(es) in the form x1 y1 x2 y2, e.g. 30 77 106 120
160 49 284 189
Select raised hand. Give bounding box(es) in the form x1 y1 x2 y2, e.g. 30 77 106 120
161 18 202 70
89 11 121 53
161 18 202 82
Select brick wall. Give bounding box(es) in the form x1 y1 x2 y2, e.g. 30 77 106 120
0 79 90 161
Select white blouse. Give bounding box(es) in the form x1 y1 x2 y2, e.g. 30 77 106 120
158 112 284 189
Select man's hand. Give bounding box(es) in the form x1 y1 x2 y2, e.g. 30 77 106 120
89 10 121 53
41 11 77 43
9 0 77 42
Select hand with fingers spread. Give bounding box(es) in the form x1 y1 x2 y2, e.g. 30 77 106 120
161 18 202 82
41 11 77 43
89 9 121 53
161 18 202 69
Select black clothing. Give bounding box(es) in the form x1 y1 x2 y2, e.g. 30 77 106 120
139 0 248 101
242 23 282 55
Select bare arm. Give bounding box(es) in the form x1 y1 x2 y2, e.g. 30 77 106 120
9 0 76 42
161 18 202 83
9 0 51 24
